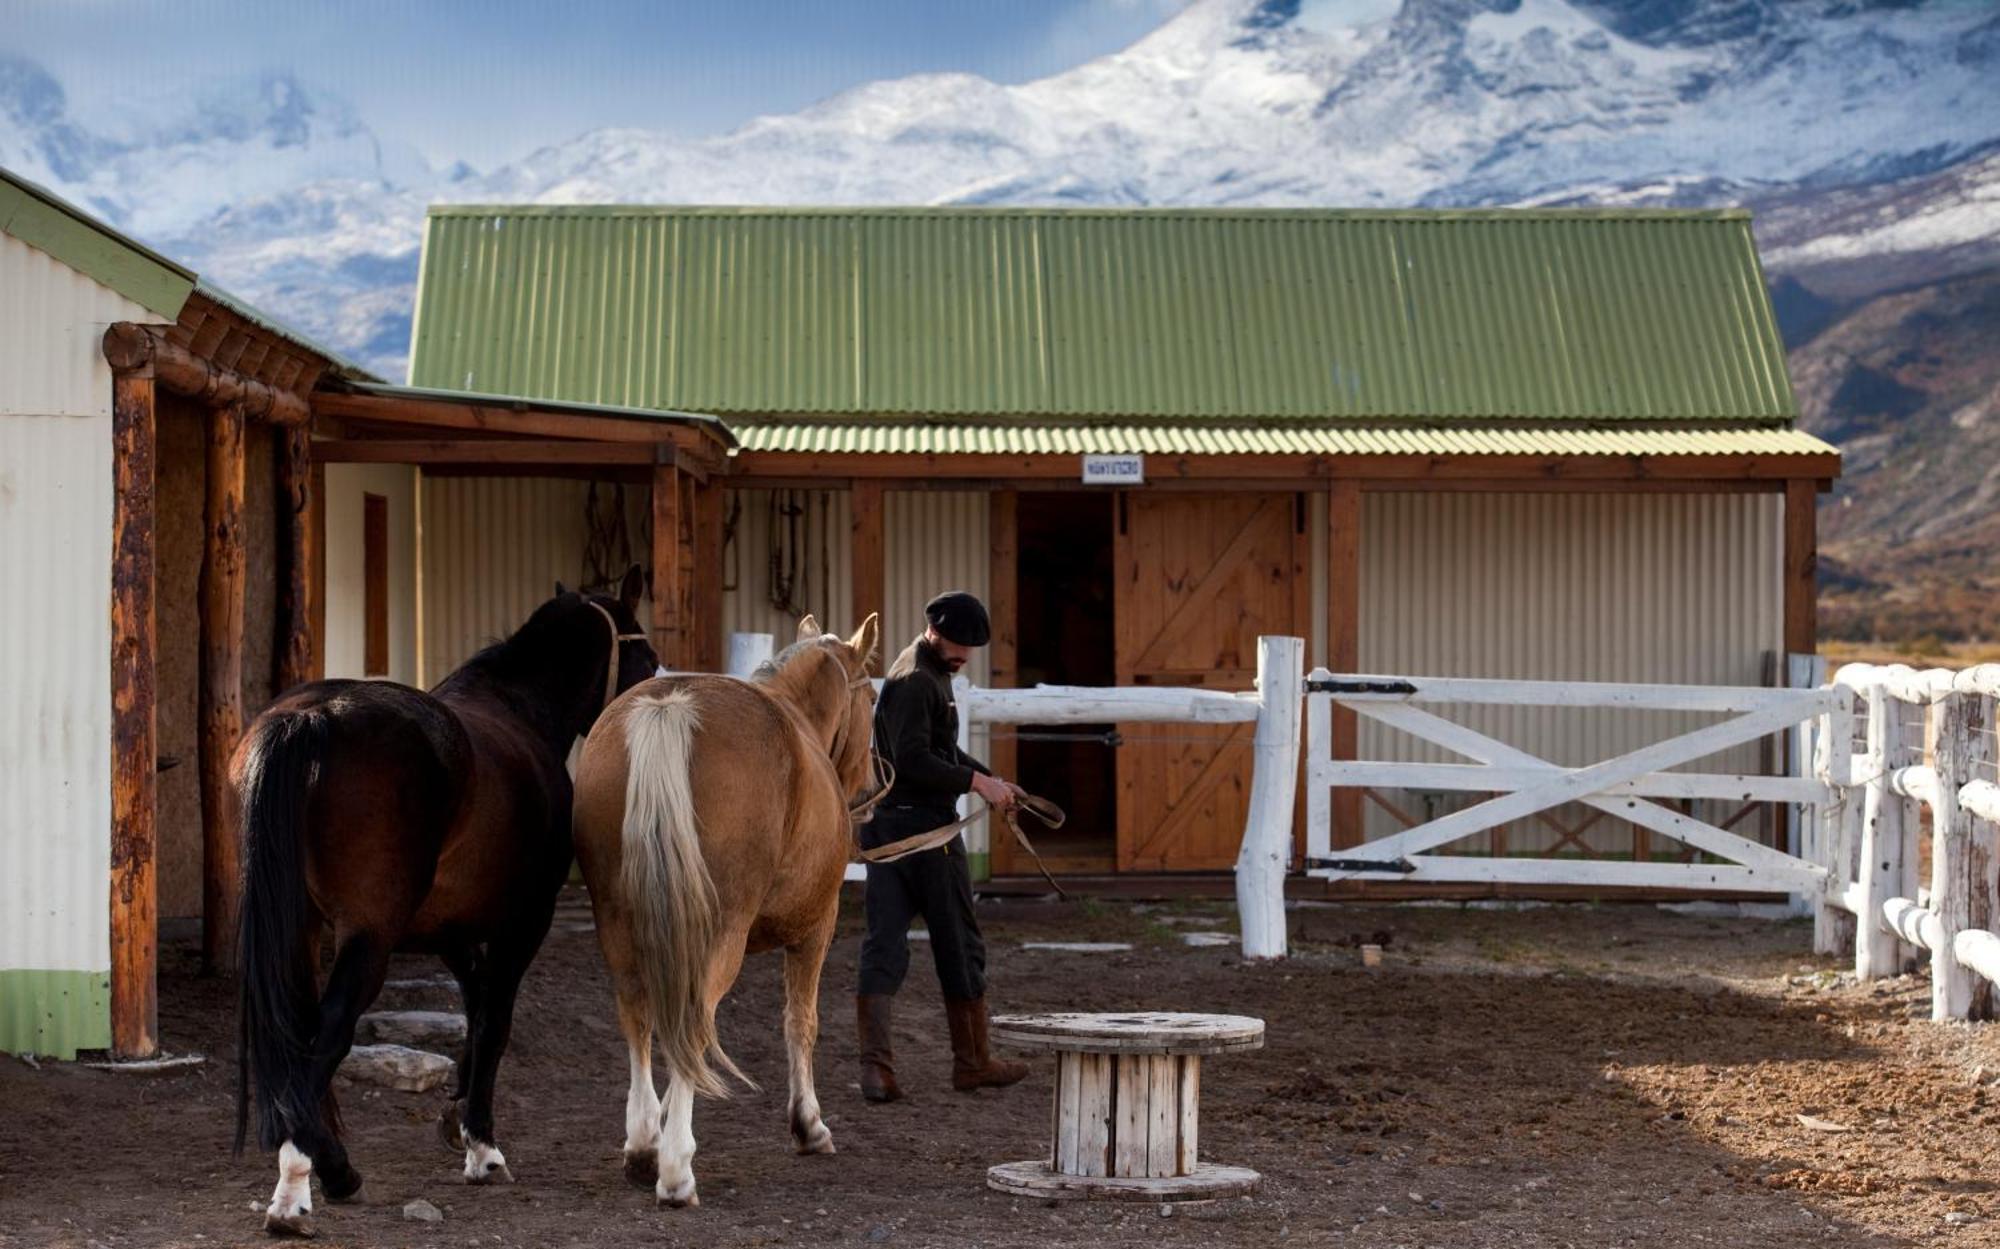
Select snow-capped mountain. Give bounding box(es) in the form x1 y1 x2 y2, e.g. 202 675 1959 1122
5 0 1996 378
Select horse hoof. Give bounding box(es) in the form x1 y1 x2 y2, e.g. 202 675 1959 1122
464 1140 513 1184
438 1100 466 1151
792 1123 836 1156
263 1211 314 1238
655 1177 699 1209
319 1167 363 1204
623 1151 659 1187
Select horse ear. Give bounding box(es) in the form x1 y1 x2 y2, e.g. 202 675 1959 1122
618 563 645 612
796 615 821 640
554 580 569 597
849 612 881 665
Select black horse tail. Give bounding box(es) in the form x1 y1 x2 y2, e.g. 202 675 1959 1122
234 708 329 1157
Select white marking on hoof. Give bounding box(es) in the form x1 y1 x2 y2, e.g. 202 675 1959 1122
265 1142 314 1236
655 1174 699 1208
793 1116 835 1156
463 1138 514 1184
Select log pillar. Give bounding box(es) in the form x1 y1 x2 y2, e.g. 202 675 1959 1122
276 426 315 693
200 404 248 975
851 480 885 671
109 369 159 1058
691 477 725 673
651 462 686 667
1327 480 1363 848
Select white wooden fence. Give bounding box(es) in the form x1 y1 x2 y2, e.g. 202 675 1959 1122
1812 663 2000 1020
1300 672 1839 894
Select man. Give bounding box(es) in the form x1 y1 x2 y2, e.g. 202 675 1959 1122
855 590 1030 1102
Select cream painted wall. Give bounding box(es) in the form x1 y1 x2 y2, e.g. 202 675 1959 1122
323 463 418 685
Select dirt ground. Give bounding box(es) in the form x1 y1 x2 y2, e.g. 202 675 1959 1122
5 890 2000 1248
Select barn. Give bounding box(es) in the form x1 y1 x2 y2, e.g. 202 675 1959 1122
382 204 1839 883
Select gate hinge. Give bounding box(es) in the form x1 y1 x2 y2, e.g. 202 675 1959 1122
1305 856 1418 875
1304 678 1418 696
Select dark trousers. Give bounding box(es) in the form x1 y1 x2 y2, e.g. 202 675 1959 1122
856 828 987 1001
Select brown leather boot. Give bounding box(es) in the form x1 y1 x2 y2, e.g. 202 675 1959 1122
856 994 903 1103
945 996 1029 1092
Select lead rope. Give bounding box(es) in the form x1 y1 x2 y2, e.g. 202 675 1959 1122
855 792 1069 901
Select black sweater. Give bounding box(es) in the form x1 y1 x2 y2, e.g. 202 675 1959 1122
871 638 990 828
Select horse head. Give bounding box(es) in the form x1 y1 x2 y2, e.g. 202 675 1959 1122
772 613 884 819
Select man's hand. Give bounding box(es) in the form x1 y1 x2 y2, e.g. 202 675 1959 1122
970 772 1017 810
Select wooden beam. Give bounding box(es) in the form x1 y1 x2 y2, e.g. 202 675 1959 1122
1785 478 1818 657
308 460 326 682
651 463 686 667
988 490 1020 876
311 390 719 447
200 405 247 974
851 480 886 672
109 371 158 1059
102 323 310 426
692 479 725 673
729 449 1842 484
1327 480 1363 850
276 427 314 693
313 438 659 465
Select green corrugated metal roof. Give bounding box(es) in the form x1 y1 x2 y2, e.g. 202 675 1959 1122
731 422 1837 458
0 166 194 319
410 205 1798 424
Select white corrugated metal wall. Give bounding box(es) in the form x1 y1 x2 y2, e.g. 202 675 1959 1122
0 232 153 1055
721 488 854 649
1354 491 1786 853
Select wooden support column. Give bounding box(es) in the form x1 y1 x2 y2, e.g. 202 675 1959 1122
651 462 686 667
110 370 158 1058
276 427 315 693
692 479 725 673
200 404 248 975
988 490 1020 874
1327 480 1363 848
851 480 886 671
308 461 326 682
1784 479 1818 657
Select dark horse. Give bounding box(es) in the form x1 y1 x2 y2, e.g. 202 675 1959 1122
234 568 657 1236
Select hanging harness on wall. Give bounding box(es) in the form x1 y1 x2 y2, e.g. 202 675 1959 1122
581 481 633 595
767 489 811 618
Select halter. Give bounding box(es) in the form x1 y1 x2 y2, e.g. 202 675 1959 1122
583 599 650 711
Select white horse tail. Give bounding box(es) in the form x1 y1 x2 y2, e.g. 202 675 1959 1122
618 688 749 1099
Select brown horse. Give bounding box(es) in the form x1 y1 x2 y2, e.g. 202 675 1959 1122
234 569 657 1236
573 614 881 1207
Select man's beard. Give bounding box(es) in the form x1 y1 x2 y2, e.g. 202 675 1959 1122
943 656 966 671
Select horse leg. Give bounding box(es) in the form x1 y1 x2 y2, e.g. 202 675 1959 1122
617 992 663 1185
783 906 839 1156
436 943 484 1152
265 931 392 1232
654 923 750 1209
456 935 536 1184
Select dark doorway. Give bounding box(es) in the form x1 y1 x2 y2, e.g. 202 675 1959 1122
1013 491 1116 872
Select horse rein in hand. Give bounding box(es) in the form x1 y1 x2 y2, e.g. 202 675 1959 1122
854 791 1069 900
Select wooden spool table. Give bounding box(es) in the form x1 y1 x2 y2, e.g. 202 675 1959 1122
986 1012 1264 1202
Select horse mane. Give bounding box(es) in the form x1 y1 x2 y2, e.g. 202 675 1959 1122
750 635 843 700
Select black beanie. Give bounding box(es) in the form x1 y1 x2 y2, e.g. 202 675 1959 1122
924 591 991 647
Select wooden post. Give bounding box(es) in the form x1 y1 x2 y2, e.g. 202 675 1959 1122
1855 688 1909 980
692 479 724 673
851 480 885 670
1952 669 1999 1019
1812 685 1858 956
1784 480 1818 658
200 404 248 975
650 462 685 667
1237 636 1303 960
276 426 314 693
1930 688 1975 1019
1326 481 1363 847
988 490 1019 876
110 370 159 1058
308 461 326 682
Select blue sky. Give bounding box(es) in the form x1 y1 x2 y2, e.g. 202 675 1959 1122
9 0 1193 169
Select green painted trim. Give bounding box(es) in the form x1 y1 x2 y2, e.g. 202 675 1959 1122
0 968 112 1060
967 852 991 884
0 172 194 320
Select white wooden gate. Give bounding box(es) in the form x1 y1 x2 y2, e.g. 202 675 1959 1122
1302 671 1841 893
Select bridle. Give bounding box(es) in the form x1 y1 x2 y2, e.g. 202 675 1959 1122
583 599 650 711
821 644 895 823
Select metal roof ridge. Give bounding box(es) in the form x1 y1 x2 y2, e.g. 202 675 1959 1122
425 202 1754 223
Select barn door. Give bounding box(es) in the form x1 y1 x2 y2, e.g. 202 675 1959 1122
1114 493 1306 871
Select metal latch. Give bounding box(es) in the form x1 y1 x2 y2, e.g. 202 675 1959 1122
1303 678 1418 696
1305 856 1418 875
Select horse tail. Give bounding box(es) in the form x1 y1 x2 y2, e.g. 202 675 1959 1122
234 707 329 1156
619 688 749 1099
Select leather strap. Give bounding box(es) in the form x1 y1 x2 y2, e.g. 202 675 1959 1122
856 792 1069 899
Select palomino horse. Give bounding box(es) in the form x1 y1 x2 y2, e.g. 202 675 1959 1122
573 614 882 1207
235 569 657 1236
